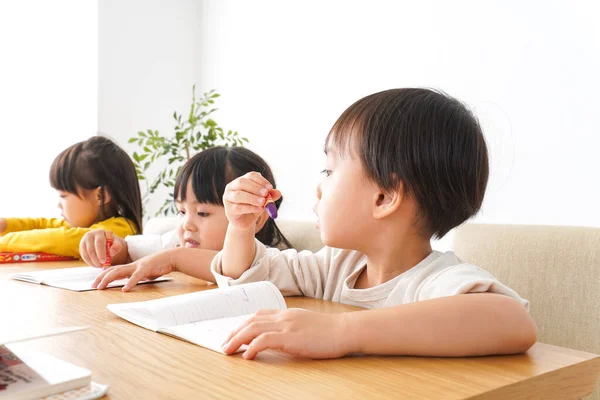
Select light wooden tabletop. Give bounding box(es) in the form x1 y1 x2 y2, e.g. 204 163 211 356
2 261 599 400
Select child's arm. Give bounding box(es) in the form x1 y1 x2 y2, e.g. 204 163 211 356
0 217 135 257
220 172 280 279
222 293 537 360
92 247 218 291
0 217 69 234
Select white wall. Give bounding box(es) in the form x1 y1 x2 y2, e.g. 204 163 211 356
100 1 600 246
0 1 97 217
99 0 200 218
195 0 600 249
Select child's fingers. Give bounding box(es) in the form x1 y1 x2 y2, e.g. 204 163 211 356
93 232 108 264
83 234 102 267
79 239 93 267
97 264 133 289
122 270 144 292
109 239 124 258
243 332 286 360
223 190 268 208
228 175 271 197
222 321 281 355
228 203 266 216
269 189 282 202
92 266 113 288
241 171 273 190
222 310 280 350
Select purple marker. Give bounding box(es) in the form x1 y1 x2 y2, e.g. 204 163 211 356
264 194 278 219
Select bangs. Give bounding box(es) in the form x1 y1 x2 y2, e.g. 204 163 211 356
174 150 227 206
325 96 373 158
49 143 89 196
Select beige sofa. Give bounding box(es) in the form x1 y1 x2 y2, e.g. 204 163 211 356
146 218 599 398
453 223 600 400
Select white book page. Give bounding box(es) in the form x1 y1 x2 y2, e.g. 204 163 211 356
107 281 286 331
161 314 252 354
10 267 93 284
10 266 172 291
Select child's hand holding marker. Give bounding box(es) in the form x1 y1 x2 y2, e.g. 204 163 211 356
223 172 281 230
79 230 130 268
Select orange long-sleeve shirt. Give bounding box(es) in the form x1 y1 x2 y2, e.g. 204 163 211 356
0 217 138 258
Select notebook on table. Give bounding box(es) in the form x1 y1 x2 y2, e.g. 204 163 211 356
9 266 173 292
0 327 100 400
107 281 286 353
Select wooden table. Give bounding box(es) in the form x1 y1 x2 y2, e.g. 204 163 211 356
1 261 599 399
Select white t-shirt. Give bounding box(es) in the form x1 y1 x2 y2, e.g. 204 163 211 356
125 230 179 261
211 239 529 310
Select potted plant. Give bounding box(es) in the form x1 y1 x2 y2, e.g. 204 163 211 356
128 85 248 217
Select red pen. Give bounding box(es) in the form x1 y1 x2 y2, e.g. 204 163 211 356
102 231 114 268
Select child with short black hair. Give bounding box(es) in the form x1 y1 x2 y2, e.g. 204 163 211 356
214 88 536 360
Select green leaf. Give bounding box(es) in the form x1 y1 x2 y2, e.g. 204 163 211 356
138 131 147 138
128 137 137 143
133 152 140 162
143 146 151 153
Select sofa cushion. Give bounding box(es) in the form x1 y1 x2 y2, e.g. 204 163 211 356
452 223 600 400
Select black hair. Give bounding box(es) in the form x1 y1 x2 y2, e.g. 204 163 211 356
326 88 489 239
49 135 143 234
173 146 292 249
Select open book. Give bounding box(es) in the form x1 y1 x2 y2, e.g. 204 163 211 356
10 266 172 292
107 281 286 353
0 327 95 400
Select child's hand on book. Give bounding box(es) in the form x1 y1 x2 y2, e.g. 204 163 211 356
92 250 173 291
221 308 350 360
223 172 281 231
80 230 129 267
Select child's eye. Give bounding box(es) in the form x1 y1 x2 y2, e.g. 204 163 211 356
320 169 332 177
177 210 185 217
197 212 210 217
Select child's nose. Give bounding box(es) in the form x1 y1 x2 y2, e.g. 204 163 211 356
316 182 323 199
183 215 196 231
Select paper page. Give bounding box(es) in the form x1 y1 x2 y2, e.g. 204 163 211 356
161 314 252 354
107 281 286 331
0 326 88 346
10 266 172 292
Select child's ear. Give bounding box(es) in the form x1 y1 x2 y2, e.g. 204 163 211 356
373 184 403 219
255 210 269 233
95 187 112 205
